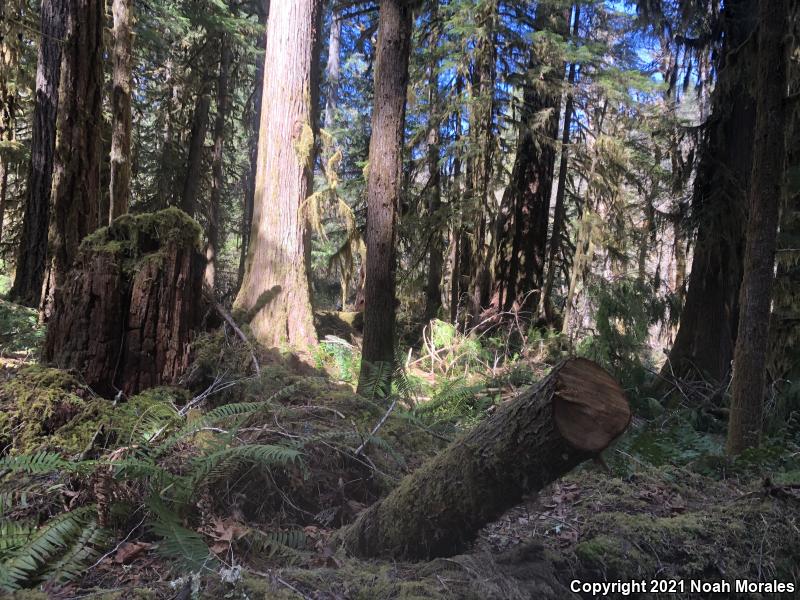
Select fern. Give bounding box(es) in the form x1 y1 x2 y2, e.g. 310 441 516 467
188 444 303 488
245 528 306 561
0 451 70 476
148 500 213 572
44 519 109 585
0 520 35 560
0 506 96 591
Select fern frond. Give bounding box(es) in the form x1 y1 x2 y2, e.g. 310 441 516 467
245 528 306 561
44 519 109 584
148 500 214 571
0 451 69 476
0 506 95 591
189 444 303 488
0 520 35 560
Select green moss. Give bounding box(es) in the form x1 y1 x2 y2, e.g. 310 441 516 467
80 208 203 274
293 123 315 168
0 366 94 454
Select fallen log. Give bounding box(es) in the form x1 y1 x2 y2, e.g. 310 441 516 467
340 357 631 560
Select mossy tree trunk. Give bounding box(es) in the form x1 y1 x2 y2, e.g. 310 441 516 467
44 209 205 397
342 358 631 560
727 0 788 454
9 0 66 307
234 0 322 350
357 0 413 390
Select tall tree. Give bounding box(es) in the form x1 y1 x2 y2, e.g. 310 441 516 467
540 3 580 322
49 0 104 295
180 92 210 218
323 8 342 131
727 0 789 454
9 0 66 306
357 0 414 392
233 0 323 349
424 3 443 322
108 0 133 223
238 2 269 289
664 0 758 383
493 2 569 316
205 35 232 289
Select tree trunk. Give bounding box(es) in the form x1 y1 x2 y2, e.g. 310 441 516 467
342 357 630 560
238 3 269 290
9 0 66 306
180 92 211 218
44 209 205 397
726 0 788 454
539 5 580 324
108 0 133 223
323 10 341 131
464 0 498 327
664 0 757 383
493 4 568 316
49 0 104 297
424 4 443 322
233 0 323 349
357 0 413 391
205 35 232 290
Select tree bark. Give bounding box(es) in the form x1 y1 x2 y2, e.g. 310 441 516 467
493 4 568 316
44 209 205 397
238 3 269 290
357 0 413 391
727 0 788 454
342 357 630 560
424 4 443 322
664 0 757 383
323 9 341 131
233 0 323 349
9 0 66 306
205 35 232 290
180 92 211 218
108 0 133 223
49 0 104 297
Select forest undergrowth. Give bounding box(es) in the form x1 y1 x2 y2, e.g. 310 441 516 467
1 296 799 599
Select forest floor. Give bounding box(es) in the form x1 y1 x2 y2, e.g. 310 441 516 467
1 303 800 599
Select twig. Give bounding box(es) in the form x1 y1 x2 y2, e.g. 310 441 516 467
354 397 398 457
204 287 260 376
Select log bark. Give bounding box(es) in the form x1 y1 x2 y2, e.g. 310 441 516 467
341 357 631 560
44 209 205 397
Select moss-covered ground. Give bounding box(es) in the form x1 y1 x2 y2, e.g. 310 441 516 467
1 311 799 598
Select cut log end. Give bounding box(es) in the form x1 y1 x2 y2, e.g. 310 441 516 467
553 357 631 452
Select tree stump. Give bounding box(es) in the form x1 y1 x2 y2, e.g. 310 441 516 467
340 357 631 560
44 208 205 397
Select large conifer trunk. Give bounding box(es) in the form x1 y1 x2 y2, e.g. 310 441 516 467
664 0 757 383
9 0 66 307
234 0 322 349
727 0 788 454
49 0 104 299
342 358 631 560
109 0 133 223
44 210 205 397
